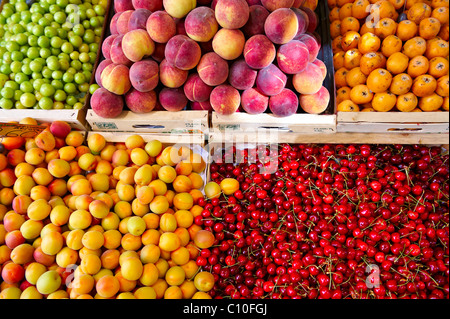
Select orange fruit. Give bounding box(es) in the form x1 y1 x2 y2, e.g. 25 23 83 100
419 17 442 39
387 52 410 74
390 73 413 95
367 68 393 93
406 0 432 10
360 52 387 75
412 74 438 97
381 35 403 57
371 0 398 20
330 20 342 39
407 55 430 77
396 93 419 112
332 36 344 53
333 51 345 70
438 23 449 40
396 20 418 41
345 67 367 88
431 6 450 24
360 22 376 35
428 57 450 78
341 31 361 51
388 0 406 10
335 67 350 88
341 17 361 34
425 38 449 59
403 37 427 58
337 100 361 112
336 87 352 105
358 32 381 54
328 0 338 8
443 96 449 111
339 3 354 20
374 18 398 39
329 7 341 22
431 0 449 9
436 75 449 97
407 2 432 24
419 93 444 111
372 91 398 112
350 84 374 104
352 0 371 19
344 49 363 69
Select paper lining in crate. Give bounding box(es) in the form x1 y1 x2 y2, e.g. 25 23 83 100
337 112 450 134
86 109 209 135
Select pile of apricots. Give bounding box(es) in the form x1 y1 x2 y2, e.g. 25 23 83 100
329 0 449 112
0 117 238 299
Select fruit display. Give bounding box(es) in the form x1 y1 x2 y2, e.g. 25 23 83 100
90 0 333 118
329 0 449 113
0 0 109 110
0 117 223 299
200 143 449 299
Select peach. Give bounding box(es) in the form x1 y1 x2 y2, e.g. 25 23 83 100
242 5 270 37
256 64 288 96
110 35 132 67
163 0 197 18
152 43 167 62
12 195 32 215
292 62 323 94
90 87 124 119
197 52 229 86
117 10 134 35
299 86 330 114
33 246 56 267
125 89 157 114
49 121 71 139
262 0 294 11
215 0 250 29
212 28 246 60
128 9 152 31
183 73 213 103
242 88 270 114
210 84 241 115
101 63 132 95
110 12 122 35
41 231 64 256
300 6 318 33
159 59 189 88
159 88 188 112
165 35 202 71
228 59 258 90
146 11 177 44
93 59 113 86
296 33 320 62
1 262 25 284
269 88 299 117
291 7 309 36
3 212 25 233
129 59 160 93
102 35 118 60
115 0 134 12
185 7 219 42
5 230 26 249
191 100 213 111
243 34 276 69
264 8 299 44
277 40 309 74
122 29 155 62
312 59 327 80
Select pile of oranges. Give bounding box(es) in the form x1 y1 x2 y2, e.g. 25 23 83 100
329 0 449 112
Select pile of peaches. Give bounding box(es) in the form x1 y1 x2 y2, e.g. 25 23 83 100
91 0 332 118
329 0 449 113
0 117 236 299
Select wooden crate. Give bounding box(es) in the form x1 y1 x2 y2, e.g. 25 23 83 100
86 110 209 135
337 112 450 134
0 0 113 131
